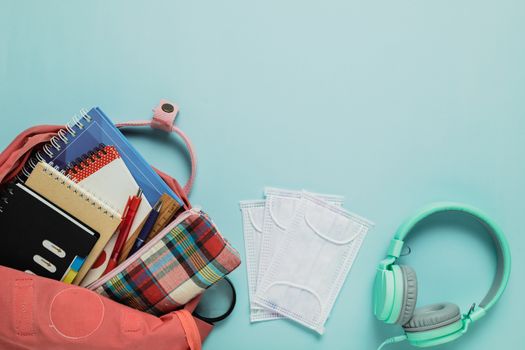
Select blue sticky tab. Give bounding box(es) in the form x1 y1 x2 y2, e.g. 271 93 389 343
71 256 85 271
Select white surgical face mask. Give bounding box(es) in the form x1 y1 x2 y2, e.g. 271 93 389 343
257 188 344 287
254 192 373 334
239 200 282 322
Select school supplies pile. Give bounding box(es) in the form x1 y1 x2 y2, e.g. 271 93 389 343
0 104 240 312
0 100 241 350
240 187 373 334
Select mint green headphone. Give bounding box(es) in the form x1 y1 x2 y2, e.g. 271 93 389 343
373 202 511 349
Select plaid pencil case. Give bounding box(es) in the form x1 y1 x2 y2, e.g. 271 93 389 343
88 208 241 315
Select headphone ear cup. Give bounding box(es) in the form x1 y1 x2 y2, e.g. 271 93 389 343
396 265 418 325
403 302 461 332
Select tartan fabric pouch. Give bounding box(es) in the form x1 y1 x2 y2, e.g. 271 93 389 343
88 208 241 316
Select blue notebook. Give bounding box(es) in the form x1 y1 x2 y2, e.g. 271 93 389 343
23 108 182 207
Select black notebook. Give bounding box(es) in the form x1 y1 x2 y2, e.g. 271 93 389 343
0 183 100 282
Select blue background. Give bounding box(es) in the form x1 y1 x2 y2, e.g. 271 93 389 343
1 1 524 349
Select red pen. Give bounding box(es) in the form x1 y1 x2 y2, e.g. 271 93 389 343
103 188 143 275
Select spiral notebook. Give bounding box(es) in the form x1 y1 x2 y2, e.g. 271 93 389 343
0 183 99 282
18 107 183 208
25 161 122 285
64 144 152 286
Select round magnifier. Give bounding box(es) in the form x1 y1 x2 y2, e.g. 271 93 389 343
193 277 236 324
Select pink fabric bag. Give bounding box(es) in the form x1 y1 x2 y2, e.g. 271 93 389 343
0 266 210 350
0 101 217 350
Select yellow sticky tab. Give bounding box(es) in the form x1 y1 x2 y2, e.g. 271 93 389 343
63 270 78 284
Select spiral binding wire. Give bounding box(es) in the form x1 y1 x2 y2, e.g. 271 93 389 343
66 143 107 175
16 109 93 182
39 164 120 219
0 184 15 214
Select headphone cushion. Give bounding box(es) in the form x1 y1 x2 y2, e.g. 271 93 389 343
403 302 461 332
397 265 418 325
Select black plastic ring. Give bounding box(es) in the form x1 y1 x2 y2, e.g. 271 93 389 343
192 277 236 324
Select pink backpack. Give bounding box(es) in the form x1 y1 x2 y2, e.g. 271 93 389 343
0 102 220 350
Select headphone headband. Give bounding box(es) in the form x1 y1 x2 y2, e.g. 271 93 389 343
386 202 511 320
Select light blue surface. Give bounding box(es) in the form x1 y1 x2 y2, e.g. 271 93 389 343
1 1 524 349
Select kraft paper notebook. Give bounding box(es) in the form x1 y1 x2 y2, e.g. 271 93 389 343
25 161 122 285
0 183 99 283
65 144 152 286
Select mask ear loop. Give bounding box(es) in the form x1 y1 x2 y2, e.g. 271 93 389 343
192 277 236 324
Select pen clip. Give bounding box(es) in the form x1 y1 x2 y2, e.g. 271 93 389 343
122 196 132 217
115 196 133 231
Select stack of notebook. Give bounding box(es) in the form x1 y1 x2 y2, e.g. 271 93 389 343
0 107 184 286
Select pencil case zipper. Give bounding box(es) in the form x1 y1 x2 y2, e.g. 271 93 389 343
86 207 198 291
